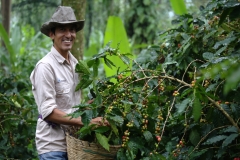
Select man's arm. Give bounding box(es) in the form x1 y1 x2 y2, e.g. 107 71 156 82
45 108 83 126
45 108 109 126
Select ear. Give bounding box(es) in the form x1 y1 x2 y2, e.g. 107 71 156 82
49 31 55 40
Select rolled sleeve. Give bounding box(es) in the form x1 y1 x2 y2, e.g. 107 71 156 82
32 62 57 119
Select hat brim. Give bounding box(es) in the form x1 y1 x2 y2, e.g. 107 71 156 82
40 20 84 37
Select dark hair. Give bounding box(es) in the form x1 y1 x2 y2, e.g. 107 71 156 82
50 27 55 43
50 27 55 34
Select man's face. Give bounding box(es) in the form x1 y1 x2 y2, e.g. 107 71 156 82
49 24 76 55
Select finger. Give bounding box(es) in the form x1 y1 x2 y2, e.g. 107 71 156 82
98 120 104 126
87 99 94 104
103 120 110 126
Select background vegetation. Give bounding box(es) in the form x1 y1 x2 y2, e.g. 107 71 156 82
2 0 240 159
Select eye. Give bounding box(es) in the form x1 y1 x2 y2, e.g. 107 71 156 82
59 27 65 31
70 28 76 33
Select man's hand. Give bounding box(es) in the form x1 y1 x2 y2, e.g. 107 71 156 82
87 99 94 104
90 117 109 126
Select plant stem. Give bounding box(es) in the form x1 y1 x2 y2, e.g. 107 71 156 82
207 96 240 133
188 125 229 156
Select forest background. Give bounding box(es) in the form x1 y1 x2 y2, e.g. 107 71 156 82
2 0 240 159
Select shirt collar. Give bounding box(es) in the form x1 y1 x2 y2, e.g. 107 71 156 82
68 50 78 64
50 46 78 64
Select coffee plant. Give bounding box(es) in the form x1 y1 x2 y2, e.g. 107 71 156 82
0 24 50 159
71 0 240 159
0 74 38 159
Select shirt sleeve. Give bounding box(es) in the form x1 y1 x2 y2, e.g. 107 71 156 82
32 62 57 119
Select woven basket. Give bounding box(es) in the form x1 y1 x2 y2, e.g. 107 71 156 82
66 133 121 160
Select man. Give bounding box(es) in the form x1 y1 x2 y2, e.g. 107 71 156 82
30 6 105 159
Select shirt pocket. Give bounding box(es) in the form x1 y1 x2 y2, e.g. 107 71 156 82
55 82 71 108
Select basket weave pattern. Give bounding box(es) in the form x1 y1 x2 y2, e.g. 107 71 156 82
66 126 121 160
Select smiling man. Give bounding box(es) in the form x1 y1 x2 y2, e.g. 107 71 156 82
30 6 105 160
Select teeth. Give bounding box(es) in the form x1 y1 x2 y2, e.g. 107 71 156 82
63 40 70 42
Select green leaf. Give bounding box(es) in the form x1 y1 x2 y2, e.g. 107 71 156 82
104 16 132 82
124 104 131 113
189 149 208 159
117 148 128 160
182 40 191 54
108 119 119 136
0 24 16 68
203 135 227 145
213 36 236 49
108 115 124 125
87 59 95 68
126 111 141 128
73 103 91 110
222 133 238 147
180 88 193 98
203 30 217 41
78 125 92 137
75 77 93 91
143 131 153 142
127 140 140 154
176 98 191 113
75 79 93 91
150 154 166 160
189 129 200 146
126 150 135 160
170 0 187 15
121 100 134 105
206 83 217 92
120 55 130 65
93 126 110 133
81 110 93 125
85 42 99 58
215 46 227 56
203 52 214 60
75 60 91 75
193 98 202 122
222 126 238 133
143 0 150 5
219 8 231 25
96 133 110 151
104 57 116 69
93 59 100 78
70 110 84 118
95 94 102 106
224 65 240 94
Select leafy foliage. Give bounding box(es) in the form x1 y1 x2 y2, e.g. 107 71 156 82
12 0 60 31
103 16 132 81
0 24 51 159
0 75 38 159
72 0 240 159
1 0 239 159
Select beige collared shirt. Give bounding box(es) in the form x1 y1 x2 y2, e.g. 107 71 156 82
30 46 81 155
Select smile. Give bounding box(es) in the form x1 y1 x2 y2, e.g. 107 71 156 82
63 40 71 43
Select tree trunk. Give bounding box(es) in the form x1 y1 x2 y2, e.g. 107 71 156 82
86 0 93 48
1 0 11 49
1 0 11 36
62 0 86 60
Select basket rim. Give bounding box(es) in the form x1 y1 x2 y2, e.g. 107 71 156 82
66 132 122 149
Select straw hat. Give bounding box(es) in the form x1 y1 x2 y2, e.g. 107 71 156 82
40 6 84 36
